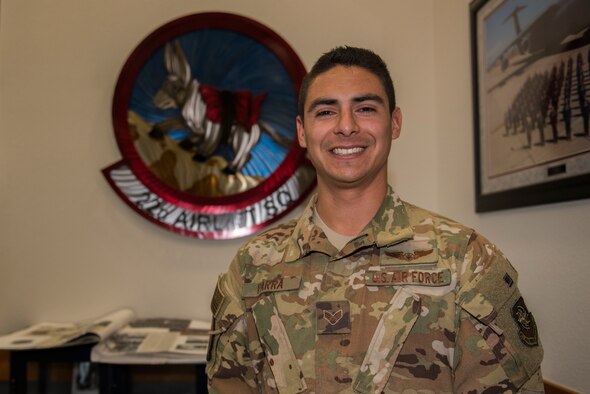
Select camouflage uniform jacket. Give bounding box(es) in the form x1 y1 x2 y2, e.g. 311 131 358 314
207 187 544 393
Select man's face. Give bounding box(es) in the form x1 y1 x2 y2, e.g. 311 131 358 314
296 65 402 190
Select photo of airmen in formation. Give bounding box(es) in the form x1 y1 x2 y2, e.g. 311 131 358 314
480 0 590 185
503 51 590 148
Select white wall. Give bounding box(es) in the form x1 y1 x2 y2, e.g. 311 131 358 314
0 1 587 392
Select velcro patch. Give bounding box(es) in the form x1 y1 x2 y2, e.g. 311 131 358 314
316 300 351 335
211 275 226 319
366 269 451 287
243 276 301 297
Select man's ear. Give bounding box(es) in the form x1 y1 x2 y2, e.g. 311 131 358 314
296 116 307 148
391 107 402 140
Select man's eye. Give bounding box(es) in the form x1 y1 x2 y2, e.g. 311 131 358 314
358 106 376 113
316 110 333 117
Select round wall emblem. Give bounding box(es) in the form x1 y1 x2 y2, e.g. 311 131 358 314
102 13 316 239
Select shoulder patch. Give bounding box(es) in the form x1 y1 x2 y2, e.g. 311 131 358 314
511 296 539 347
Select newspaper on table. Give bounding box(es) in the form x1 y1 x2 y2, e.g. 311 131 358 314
90 317 210 364
0 309 135 350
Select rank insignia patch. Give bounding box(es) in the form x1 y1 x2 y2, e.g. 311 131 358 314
316 300 351 335
511 296 539 347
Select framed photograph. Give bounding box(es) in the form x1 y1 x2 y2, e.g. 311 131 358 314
470 0 590 212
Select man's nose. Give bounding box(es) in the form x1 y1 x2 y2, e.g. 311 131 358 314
336 109 359 136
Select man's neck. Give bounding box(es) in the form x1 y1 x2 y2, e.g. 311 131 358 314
315 180 388 236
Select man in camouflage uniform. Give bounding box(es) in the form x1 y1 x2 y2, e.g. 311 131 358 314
207 46 544 393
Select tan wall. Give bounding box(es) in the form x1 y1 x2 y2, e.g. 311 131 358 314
1 1 588 392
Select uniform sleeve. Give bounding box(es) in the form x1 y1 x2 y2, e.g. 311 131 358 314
454 233 544 393
206 259 260 393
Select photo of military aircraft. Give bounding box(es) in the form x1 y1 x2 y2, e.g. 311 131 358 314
486 0 590 92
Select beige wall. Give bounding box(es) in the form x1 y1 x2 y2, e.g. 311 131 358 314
1 1 588 392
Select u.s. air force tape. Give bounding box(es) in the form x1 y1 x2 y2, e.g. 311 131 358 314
366 268 451 287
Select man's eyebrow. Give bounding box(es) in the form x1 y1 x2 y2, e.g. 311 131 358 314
306 98 337 114
352 94 384 104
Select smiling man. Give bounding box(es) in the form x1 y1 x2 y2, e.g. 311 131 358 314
207 46 544 393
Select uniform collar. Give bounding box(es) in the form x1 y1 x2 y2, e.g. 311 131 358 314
283 186 414 263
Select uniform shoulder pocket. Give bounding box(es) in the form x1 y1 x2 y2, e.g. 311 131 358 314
250 294 307 394
457 255 543 389
206 273 246 377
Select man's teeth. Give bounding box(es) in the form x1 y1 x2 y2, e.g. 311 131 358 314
332 147 364 155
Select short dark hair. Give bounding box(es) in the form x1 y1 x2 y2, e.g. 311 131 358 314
297 46 396 119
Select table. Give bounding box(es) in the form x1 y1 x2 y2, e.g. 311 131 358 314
8 344 207 393
9 343 93 394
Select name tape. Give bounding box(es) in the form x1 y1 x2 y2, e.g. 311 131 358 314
244 276 302 297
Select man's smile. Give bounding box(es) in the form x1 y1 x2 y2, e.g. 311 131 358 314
331 146 366 155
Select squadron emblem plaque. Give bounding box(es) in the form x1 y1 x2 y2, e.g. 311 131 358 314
102 13 315 239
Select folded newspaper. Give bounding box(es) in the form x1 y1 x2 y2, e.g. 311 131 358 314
0 309 135 350
90 317 210 364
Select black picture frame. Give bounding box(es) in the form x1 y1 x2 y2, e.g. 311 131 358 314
470 0 590 212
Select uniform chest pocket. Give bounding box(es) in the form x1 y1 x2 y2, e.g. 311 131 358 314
353 287 422 394
250 294 307 394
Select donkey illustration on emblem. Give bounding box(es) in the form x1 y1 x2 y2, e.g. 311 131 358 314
149 40 290 174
